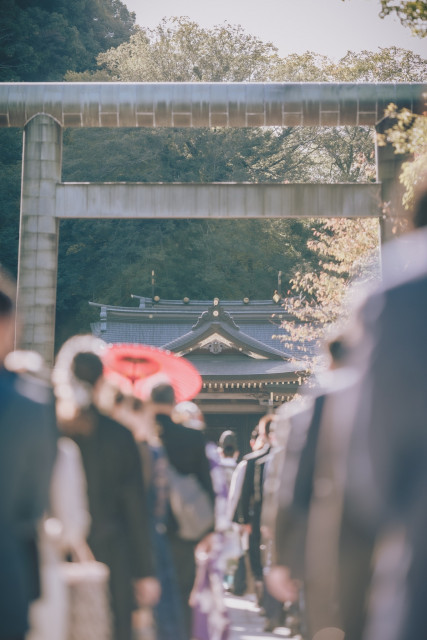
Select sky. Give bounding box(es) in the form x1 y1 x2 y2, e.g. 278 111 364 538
123 0 426 61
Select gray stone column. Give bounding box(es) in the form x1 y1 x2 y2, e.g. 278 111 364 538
376 116 412 243
17 114 62 365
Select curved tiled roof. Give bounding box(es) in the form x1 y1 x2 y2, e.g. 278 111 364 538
90 297 316 360
185 355 307 377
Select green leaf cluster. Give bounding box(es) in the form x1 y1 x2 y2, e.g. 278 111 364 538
378 103 427 209
380 1 427 37
341 1 427 38
91 18 280 82
0 0 135 81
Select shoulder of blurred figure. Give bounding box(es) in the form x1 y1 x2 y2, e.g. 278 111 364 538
4 368 54 407
158 412 205 441
380 225 427 292
97 411 139 441
220 457 237 468
243 445 268 462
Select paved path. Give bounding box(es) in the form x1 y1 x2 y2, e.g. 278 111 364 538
226 594 300 640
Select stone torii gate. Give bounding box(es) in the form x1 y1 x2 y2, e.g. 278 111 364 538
0 82 425 364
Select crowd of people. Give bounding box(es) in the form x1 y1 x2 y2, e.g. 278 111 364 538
1 182 427 640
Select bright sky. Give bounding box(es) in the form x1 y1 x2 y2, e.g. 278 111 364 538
124 0 426 60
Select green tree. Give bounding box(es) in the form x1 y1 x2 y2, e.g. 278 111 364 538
66 17 280 82
272 46 427 83
377 103 427 209
279 217 380 362
0 0 136 281
58 123 322 340
274 46 427 363
0 130 22 274
44 37 427 345
0 0 135 81
341 0 427 37
330 46 427 81
379 1 427 37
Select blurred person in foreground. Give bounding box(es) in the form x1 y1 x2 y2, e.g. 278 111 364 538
0 270 57 640
217 430 239 491
5 350 90 640
217 429 242 591
268 180 427 640
144 383 215 637
251 416 284 633
52 336 159 640
339 181 427 640
108 386 187 640
172 401 230 640
232 415 274 605
264 336 356 640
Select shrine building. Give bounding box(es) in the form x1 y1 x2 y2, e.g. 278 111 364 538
90 295 310 448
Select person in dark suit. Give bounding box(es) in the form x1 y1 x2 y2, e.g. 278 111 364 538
53 341 159 640
0 272 57 640
146 382 215 637
264 338 355 639
234 415 273 605
340 187 427 640
271 184 427 640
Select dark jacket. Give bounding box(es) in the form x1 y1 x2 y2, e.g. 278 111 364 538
73 410 154 640
346 261 427 640
236 444 270 525
156 413 215 510
155 413 215 634
0 369 57 639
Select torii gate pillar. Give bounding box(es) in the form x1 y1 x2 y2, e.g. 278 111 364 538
17 114 61 364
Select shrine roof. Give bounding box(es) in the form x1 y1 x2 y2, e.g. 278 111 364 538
90 296 315 361
185 354 307 377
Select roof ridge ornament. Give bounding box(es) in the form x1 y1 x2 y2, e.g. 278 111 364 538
192 299 240 331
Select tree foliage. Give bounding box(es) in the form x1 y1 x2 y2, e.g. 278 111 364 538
380 1 427 37
0 0 135 81
377 103 427 209
57 123 322 341
279 217 380 361
95 18 279 82
271 46 427 82
0 130 22 274
341 0 427 37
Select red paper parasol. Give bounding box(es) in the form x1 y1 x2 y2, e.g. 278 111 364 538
101 343 202 403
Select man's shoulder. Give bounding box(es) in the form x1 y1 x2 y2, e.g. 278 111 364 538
161 415 204 443
0 370 53 419
98 413 134 441
381 226 427 292
243 449 258 462
243 447 268 463
220 457 237 469
15 374 53 406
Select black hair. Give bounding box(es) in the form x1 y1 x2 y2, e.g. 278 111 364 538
72 352 103 386
150 382 175 405
328 337 350 365
219 430 237 457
